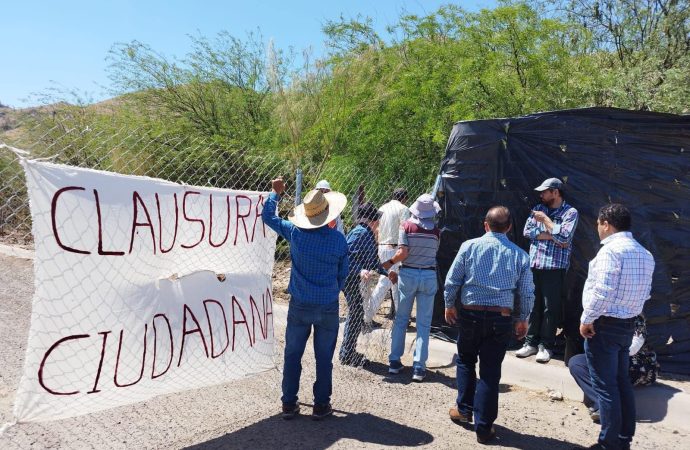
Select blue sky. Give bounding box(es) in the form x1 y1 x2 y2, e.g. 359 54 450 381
2 1 493 108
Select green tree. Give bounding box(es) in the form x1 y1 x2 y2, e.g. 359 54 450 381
541 0 690 111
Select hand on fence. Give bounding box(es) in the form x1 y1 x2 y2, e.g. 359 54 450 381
271 177 285 194
388 271 398 284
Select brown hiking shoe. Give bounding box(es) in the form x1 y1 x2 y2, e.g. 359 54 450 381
449 406 472 423
477 426 496 444
312 403 333 420
282 403 300 420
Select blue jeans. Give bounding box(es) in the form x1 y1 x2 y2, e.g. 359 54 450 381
569 353 600 410
339 275 363 361
585 316 636 450
389 267 437 369
455 309 512 435
281 301 340 406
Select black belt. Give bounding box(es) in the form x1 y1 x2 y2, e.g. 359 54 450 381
401 265 436 271
379 243 398 246
596 316 635 324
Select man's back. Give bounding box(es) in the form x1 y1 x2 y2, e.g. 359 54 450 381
261 193 348 305
460 233 531 304
378 200 409 245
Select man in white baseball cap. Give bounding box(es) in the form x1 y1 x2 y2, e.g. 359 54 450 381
315 179 344 234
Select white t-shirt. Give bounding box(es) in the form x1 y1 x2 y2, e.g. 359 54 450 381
377 200 410 244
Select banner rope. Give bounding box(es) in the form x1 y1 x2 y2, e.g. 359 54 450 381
0 142 58 161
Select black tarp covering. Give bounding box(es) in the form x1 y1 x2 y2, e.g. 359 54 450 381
436 107 690 374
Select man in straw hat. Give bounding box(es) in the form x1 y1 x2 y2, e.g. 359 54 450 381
383 193 441 382
262 177 349 421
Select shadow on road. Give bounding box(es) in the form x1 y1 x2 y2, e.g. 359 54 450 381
185 410 434 450
635 382 683 424
452 421 578 449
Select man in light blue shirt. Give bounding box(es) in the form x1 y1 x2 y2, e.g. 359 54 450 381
443 206 534 444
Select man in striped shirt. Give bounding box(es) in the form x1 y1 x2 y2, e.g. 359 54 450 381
443 206 535 444
577 204 654 450
517 177 579 363
382 194 441 382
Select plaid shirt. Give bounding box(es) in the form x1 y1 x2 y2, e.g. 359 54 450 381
443 232 535 321
581 232 655 324
523 201 579 269
262 192 349 305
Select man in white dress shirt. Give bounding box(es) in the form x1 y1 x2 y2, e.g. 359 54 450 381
576 203 654 450
364 188 409 324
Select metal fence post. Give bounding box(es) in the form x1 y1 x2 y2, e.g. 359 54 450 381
295 168 303 206
431 174 442 198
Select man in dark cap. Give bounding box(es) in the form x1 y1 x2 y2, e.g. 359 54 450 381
339 202 396 366
517 177 579 364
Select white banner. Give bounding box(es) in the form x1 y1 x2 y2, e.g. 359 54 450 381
14 160 277 422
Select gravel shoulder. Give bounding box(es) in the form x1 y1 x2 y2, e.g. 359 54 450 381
0 252 686 449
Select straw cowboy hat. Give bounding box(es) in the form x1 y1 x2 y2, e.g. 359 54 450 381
288 189 347 229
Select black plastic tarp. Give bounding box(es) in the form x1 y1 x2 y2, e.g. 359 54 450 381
436 107 690 374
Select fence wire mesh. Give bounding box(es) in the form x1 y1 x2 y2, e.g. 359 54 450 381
0 105 438 447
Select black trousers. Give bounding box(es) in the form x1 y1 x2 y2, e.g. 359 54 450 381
525 268 566 350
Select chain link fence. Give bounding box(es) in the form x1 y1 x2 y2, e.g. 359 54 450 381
1 106 437 250
0 105 439 446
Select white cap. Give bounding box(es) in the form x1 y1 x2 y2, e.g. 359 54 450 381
315 179 331 191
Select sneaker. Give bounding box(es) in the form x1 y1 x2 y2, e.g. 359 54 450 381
449 406 472 423
535 344 553 363
412 367 426 382
476 426 496 444
515 344 538 358
388 360 404 374
312 403 333 420
281 403 300 420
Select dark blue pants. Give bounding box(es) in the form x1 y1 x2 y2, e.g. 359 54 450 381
281 301 339 406
455 309 512 435
585 317 636 450
339 275 364 362
568 353 599 410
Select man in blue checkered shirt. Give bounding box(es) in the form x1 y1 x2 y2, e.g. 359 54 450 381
576 204 654 450
261 177 349 421
443 206 535 444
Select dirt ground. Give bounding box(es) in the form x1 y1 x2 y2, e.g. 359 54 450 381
0 252 686 449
